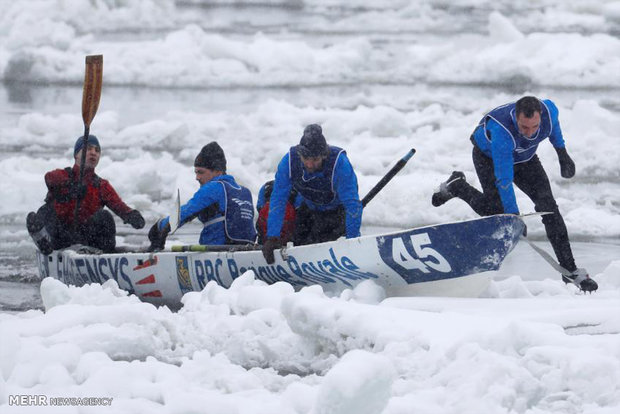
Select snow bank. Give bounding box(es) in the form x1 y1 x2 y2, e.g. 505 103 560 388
1 5 619 89
1 274 619 413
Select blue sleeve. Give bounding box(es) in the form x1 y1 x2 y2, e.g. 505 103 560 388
544 100 566 149
159 183 222 231
158 216 170 231
266 154 293 238
334 153 362 238
488 121 519 215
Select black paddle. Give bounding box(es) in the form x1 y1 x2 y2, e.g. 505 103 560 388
362 148 416 207
73 55 103 235
170 148 416 253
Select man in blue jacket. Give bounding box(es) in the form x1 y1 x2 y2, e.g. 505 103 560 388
432 96 597 292
262 124 362 264
148 142 256 250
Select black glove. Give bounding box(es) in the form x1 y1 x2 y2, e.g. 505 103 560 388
262 237 281 264
556 147 575 178
125 210 145 229
148 219 170 251
69 182 87 200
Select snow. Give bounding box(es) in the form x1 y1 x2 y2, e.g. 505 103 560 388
2 273 619 413
1 1 620 413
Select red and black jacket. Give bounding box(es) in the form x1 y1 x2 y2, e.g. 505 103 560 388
257 201 296 244
44 165 133 226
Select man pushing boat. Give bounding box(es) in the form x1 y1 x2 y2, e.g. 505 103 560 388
431 96 597 292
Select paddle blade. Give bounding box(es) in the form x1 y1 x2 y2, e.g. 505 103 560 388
169 189 181 235
81 55 103 128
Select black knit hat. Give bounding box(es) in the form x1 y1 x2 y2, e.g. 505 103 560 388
298 124 328 157
194 142 226 171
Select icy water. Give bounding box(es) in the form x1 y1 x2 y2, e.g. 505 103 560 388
1 1 619 311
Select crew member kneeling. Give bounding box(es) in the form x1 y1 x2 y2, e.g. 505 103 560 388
262 124 362 264
148 142 256 251
26 135 145 254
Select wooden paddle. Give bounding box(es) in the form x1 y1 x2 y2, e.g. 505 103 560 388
171 244 261 252
73 55 103 234
169 189 181 235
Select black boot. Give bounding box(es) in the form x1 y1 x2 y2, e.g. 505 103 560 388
562 268 598 293
26 212 53 255
432 171 466 207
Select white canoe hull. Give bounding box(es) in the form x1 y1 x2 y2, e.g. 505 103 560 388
36 215 524 307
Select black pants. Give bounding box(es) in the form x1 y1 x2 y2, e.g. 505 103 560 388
33 204 117 252
452 145 576 271
293 204 345 246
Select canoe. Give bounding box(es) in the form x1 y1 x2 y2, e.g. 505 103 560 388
35 214 525 307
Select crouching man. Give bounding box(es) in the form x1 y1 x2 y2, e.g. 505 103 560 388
262 124 362 264
27 135 145 254
148 142 257 250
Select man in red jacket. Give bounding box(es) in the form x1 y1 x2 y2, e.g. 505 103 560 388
255 180 298 245
26 135 145 254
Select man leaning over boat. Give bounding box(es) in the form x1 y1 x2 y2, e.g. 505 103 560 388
27 135 145 254
261 124 363 264
431 96 597 293
255 179 299 245
147 142 256 251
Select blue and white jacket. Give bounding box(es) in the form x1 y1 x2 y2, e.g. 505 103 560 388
266 146 362 239
160 174 256 245
471 99 566 214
